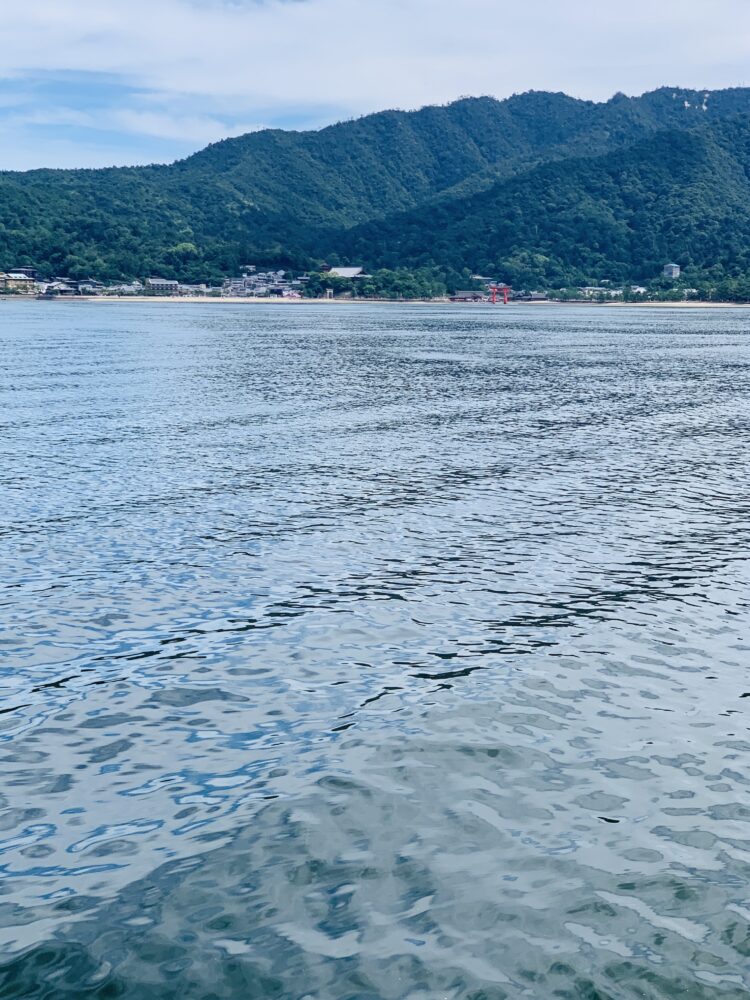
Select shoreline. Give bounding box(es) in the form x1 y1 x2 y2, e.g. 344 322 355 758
2 295 750 309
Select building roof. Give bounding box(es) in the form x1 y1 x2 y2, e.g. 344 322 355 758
329 267 364 279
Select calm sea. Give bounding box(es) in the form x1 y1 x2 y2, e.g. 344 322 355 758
1 301 750 999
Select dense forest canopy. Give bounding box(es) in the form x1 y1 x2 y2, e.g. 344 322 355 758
340 119 750 287
3 87 750 287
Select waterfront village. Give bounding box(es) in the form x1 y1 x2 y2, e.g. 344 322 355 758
0 262 695 302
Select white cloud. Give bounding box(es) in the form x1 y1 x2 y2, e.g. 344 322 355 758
1 0 750 167
5 107 98 129
109 110 263 143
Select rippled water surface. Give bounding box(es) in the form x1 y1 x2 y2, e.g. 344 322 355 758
2 300 750 998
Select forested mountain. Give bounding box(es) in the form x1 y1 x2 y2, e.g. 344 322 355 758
336 117 750 286
2 87 750 284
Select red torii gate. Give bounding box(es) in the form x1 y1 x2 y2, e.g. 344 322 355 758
489 284 512 305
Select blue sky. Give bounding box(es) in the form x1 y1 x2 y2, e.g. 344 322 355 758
0 71 345 169
2 0 750 171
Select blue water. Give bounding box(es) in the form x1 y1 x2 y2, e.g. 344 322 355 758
1 300 750 998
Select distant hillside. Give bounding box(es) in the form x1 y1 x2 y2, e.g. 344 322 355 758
2 87 750 283
335 116 750 286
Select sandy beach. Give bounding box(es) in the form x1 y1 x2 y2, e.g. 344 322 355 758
3 295 750 308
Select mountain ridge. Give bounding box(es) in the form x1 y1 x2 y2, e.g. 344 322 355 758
331 115 750 285
3 87 750 284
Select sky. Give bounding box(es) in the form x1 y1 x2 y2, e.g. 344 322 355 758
1 0 750 171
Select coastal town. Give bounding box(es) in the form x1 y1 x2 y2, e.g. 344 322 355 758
0 262 698 302
0 265 308 299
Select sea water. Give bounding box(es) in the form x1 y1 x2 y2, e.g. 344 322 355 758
1 301 749 998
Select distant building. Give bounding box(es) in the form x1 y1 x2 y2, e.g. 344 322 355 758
579 286 624 299
3 272 36 293
146 278 179 295
450 290 488 302
223 268 299 297
663 263 681 279
39 281 77 297
108 281 143 295
329 267 365 279
77 280 105 295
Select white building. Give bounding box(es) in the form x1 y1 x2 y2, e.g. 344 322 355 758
663 263 681 279
224 269 297 297
579 286 624 299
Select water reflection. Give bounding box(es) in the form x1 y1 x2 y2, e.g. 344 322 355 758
1 302 749 997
